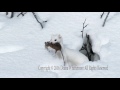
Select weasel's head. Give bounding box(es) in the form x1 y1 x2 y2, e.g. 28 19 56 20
50 34 63 44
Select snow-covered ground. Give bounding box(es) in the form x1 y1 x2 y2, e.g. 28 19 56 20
0 12 120 78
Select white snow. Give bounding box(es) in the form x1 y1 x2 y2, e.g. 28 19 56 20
0 12 120 78
0 45 24 53
63 47 89 66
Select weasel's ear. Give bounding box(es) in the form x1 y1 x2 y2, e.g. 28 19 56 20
58 34 62 39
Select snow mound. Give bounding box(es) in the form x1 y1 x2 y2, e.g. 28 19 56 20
0 45 24 54
87 31 110 55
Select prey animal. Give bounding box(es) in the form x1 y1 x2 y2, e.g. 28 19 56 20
45 42 65 66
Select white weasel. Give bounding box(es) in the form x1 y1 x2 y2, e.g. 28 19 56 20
50 34 89 66
50 34 63 44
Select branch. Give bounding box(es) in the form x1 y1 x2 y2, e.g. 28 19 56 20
81 19 88 38
102 12 110 27
32 12 44 29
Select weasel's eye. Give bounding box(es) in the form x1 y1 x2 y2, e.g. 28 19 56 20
55 39 57 41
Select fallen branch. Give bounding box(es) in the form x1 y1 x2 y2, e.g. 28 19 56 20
81 19 88 38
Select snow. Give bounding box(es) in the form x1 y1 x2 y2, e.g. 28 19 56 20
0 12 120 78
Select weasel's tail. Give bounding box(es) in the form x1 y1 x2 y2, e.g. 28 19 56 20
61 50 65 66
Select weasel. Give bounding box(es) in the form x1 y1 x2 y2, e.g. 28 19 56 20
45 42 65 66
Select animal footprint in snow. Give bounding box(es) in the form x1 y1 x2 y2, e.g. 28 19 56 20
0 45 24 53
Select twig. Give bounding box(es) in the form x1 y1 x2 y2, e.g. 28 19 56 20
5 12 47 29
6 12 8 15
102 12 110 27
100 12 104 18
81 19 88 38
32 12 43 29
6 12 14 18
11 12 14 18
17 12 27 17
